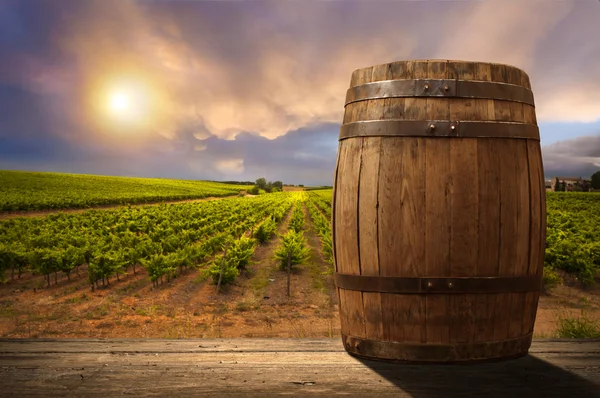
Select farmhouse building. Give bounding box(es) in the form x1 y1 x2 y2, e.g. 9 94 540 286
550 176 592 192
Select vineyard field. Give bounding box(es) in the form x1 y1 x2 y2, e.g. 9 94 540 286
0 188 598 340
0 192 300 287
0 170 253 211
545 192 600 285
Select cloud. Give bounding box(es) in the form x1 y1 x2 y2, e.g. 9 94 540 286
1 0 600 184
11 0 595 143
214 159 245 175
542 135 600 179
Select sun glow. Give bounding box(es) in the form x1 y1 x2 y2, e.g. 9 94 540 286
86 70 170 141
106 86 143 120
109 92 130 113
99 79 155 129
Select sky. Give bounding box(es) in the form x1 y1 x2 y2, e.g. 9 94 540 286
0 0 599 186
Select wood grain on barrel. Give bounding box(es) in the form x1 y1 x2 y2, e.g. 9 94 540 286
511 140 531 338
424 61 451 345
532 143 547 334
335 139 365 338
524 140 542 335
425 139 451 344
334 59 543 362
358 136 383 340
476 140 501 342
379 138 424 343
351 65 388 341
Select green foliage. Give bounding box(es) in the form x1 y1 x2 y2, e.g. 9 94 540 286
556 311 600 338
0 242 28 282
591 171 600 190
253 178 284 194
306 196 333 269
542 267 563 294
288 205 305 233
248 186 260 195
89 249 127 287
253 216 277 244
255 178 267 190
206 260 239 286
545 192 600 286
0 192 300 287
205 236 255 285
554 177 564 192
0 170 252 211
275 229 311 271
226 236 256 271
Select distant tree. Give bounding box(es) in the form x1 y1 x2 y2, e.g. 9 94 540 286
554 177 560 192
272 181 283 190
554 179 566 192
255 178 267 190
591 171 600 190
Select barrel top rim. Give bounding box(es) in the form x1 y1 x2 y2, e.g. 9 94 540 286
351 59 530 78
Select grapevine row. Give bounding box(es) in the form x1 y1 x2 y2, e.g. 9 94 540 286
205 193 298 286
306 191 333 269
274 193 311 271
0 192 298 288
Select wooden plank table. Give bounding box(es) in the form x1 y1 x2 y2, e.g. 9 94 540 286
0 339 599 397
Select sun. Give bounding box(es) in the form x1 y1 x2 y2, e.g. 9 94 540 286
88 73 164 136
109 92 131 114
103 81 150 125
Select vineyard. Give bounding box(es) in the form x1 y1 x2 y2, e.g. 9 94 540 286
0 187 598 339
0 192 301 287
0 188 598 290
544 192 600 286
0 170 252 211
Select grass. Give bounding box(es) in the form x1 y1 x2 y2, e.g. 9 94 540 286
64 293 89 304
556 311 600 338
0 300 15 317
234 301 253 313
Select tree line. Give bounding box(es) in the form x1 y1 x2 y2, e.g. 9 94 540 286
553 170 600 192
248 177 284 194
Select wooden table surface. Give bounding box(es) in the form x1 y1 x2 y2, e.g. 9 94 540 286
0 338 599 397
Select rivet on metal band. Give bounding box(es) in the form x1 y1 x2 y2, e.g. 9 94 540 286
345 79 535 106
338 120 540 141
333 273 542 294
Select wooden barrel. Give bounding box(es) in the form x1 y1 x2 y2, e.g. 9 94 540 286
332 59 546 363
